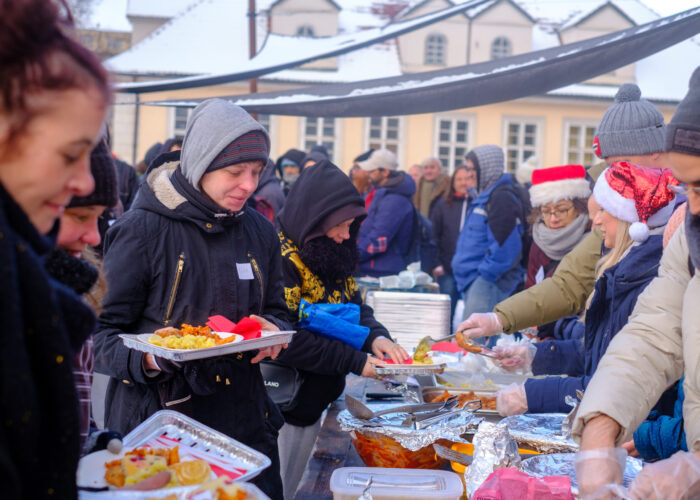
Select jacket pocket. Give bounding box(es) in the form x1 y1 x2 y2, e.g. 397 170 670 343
163 252 185 326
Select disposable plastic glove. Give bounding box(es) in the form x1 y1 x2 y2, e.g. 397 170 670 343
496 382 528 416
629 451 700 500
456 312 503 338
574 447 627 499
493 344 537 372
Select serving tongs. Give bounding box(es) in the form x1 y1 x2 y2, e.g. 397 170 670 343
345 394 458 420
401 399 481 429
561 389 584 438
413 333 458 361
433 443 473 466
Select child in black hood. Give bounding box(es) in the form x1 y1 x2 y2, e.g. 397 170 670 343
274 159 408 499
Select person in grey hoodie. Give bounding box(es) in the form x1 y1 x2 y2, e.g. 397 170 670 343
94 99 290 499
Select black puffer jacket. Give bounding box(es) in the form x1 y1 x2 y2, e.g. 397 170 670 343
94 150 291 499
275 160 390 426
430 194 470 274
0 182 95 499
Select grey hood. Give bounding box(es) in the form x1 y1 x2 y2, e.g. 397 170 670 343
468 144 504 193
180 98 270 190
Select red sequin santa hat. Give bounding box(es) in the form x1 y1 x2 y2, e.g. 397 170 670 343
593 162 679 242
529 164 591 207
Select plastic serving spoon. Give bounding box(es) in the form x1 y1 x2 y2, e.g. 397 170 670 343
345 394 458 420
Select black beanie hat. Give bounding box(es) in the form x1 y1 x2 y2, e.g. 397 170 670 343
68 140 119 209
666 66 700 156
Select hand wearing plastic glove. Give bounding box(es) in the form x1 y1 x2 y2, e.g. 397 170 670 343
629 451 700 500
574 447 627 499
496 382 528 416
492 344 537 372
456 312 503 339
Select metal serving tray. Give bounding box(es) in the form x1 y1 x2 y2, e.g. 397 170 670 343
120 330 295 361
422 387 499 416
79 481 271 500
77 410 271 496
375 362 446 376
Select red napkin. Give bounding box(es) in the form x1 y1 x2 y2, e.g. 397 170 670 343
232 317 262 340
207 315 262 340
381 358 413 365
472 468 574 500
430 341 466 354
207 315 236 333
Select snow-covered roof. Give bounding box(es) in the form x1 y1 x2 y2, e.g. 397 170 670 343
106 0 698 102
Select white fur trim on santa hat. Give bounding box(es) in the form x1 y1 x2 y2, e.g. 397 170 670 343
529 178 591 207
593 172 639 223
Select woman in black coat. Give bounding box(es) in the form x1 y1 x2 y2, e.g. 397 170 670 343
273 160 408 499
0 1 110 498
94 99 291 499
429 164 476 327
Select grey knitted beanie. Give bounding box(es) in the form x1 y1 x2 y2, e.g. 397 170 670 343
594 83 666 158
666 66 700 156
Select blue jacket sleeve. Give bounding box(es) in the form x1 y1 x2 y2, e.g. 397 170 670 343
633 382 688 461
358 194 412 262
477 226 522 283
532 338 585 377
524 375 586 413
554 316 585 341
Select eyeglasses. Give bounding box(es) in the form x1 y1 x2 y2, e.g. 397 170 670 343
669 183 700 196
540 206 574 219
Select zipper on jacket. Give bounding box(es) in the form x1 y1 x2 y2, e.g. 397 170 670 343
164 252 185 325
248 252 264 315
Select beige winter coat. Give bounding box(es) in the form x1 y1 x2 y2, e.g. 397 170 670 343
494 227 603 334
572 222 700 451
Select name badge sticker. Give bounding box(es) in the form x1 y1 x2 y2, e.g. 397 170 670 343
237 262 254 280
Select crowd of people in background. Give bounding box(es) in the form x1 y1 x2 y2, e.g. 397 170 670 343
1 0 699 498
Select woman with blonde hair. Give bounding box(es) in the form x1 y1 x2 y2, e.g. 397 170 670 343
493 162 678 416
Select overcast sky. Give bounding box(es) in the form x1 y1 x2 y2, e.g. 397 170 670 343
642 0 699 16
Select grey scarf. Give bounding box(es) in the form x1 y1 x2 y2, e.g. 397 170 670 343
686 209 700 271
532 213 589 261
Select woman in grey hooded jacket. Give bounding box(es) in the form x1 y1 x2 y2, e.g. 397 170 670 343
94 99 290 499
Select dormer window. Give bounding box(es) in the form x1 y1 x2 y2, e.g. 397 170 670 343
425 33 446 65
296 24 315 37
491 36 512 59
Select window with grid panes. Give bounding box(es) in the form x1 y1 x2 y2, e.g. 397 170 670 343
173 107 192 136
425 33 446 65
368 117 401 155
436 118 470 174
504 120 539 173
297 25 314 37
565 123 596 166
491 37 512 59
302 117 335 159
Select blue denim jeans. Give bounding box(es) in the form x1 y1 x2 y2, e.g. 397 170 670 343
462 276 511 348
437 272 459 331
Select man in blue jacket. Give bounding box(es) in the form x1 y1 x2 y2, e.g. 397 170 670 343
357 149 416 277
451 145 524 324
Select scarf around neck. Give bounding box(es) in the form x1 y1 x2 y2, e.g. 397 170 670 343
686 208 700 271
532 213 589 261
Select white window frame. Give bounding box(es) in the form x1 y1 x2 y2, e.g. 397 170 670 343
425 33 447 66
363 116 405 167
562 119 599 167
298 117 342 164
501 116 545 174
491 36 512 60
168 106 193 138
432 114 475 175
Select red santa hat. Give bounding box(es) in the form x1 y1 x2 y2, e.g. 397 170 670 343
528 164 591 207
593 162 679 242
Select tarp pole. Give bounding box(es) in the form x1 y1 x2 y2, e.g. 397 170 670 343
248 0 258 119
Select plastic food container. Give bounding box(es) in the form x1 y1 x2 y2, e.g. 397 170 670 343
330 467 463 500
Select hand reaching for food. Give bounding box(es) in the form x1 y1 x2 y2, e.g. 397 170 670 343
496 383 528 416
371 336 409 364
456 312 503 338
361 355 384 378
492 344 537 372
628 451 700 500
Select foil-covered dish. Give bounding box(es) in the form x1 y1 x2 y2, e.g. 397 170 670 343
338 406 481 451
501 413 578 453
520 453 643 494
375 362 446 376
464 421 522 498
